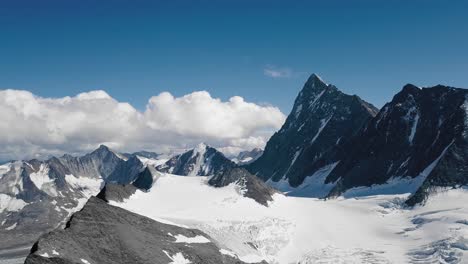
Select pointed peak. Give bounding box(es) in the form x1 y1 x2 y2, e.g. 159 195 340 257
97 144 110 150
298 73 330 98
90 144 127 160
91 144 112 154
306 73 327 86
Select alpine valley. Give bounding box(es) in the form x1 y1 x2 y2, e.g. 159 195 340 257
1 74 467 264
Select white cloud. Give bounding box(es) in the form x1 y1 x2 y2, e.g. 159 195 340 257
0 89 286 160
263 65 293 78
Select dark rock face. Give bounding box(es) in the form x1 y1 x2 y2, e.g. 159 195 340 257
97 167 160 203
325 85 468 205
233 148 263 165
208 168 278 206
106 155 145 184
157 143 235 176
95 184 138 203
132 166 159 191
246 74 378 186
25 197 260 264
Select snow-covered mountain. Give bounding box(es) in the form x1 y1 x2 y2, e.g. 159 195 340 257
232 148 263 165
0 145 154 254
325 84 468 205
246 74 378 186
157 143 236 176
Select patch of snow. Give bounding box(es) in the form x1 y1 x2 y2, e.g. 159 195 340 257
80 259 91 264
64 174 103 198
294 103 302 118
282 149 302 179
240 157 253 163
311 116 332 144
287 162 340 198
163 250 191 264
29 164 58 197
343 176 428 198
344 141 454 198
136 156 168 167
220 248 237 257
0 162 11 178
52 250 59 255
40 253 49 258
297 123 305 131
409 114 419 144
0 194 27 213
403 106 419 145
171 233 210 244
309 90 325 108
5 223 17 230
188 143 207 176
4 161 25 195
335 137 341 145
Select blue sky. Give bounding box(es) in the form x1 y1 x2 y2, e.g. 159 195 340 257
1 0 467 113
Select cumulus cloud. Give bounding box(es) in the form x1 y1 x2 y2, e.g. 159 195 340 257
0 89 286 161
263 65 293 78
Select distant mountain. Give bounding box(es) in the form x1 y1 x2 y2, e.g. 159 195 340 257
325 84 468 205
123 150 161 160
246 74 378 186
0 145 146 251
232 148 263 165
25 197 261 264
157 143 235 176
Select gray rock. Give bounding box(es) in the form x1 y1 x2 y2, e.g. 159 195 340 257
208 167 278 206
24 197 265 264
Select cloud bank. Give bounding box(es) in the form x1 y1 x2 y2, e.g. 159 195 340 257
0 89 286 161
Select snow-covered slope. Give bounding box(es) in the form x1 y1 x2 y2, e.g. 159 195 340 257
111 173 468 264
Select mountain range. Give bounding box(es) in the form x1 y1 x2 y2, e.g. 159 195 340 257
246 75 468 207
0 73 467 263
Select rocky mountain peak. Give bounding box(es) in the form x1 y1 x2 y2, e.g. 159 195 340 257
246 74 378 186
305 73 327 87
